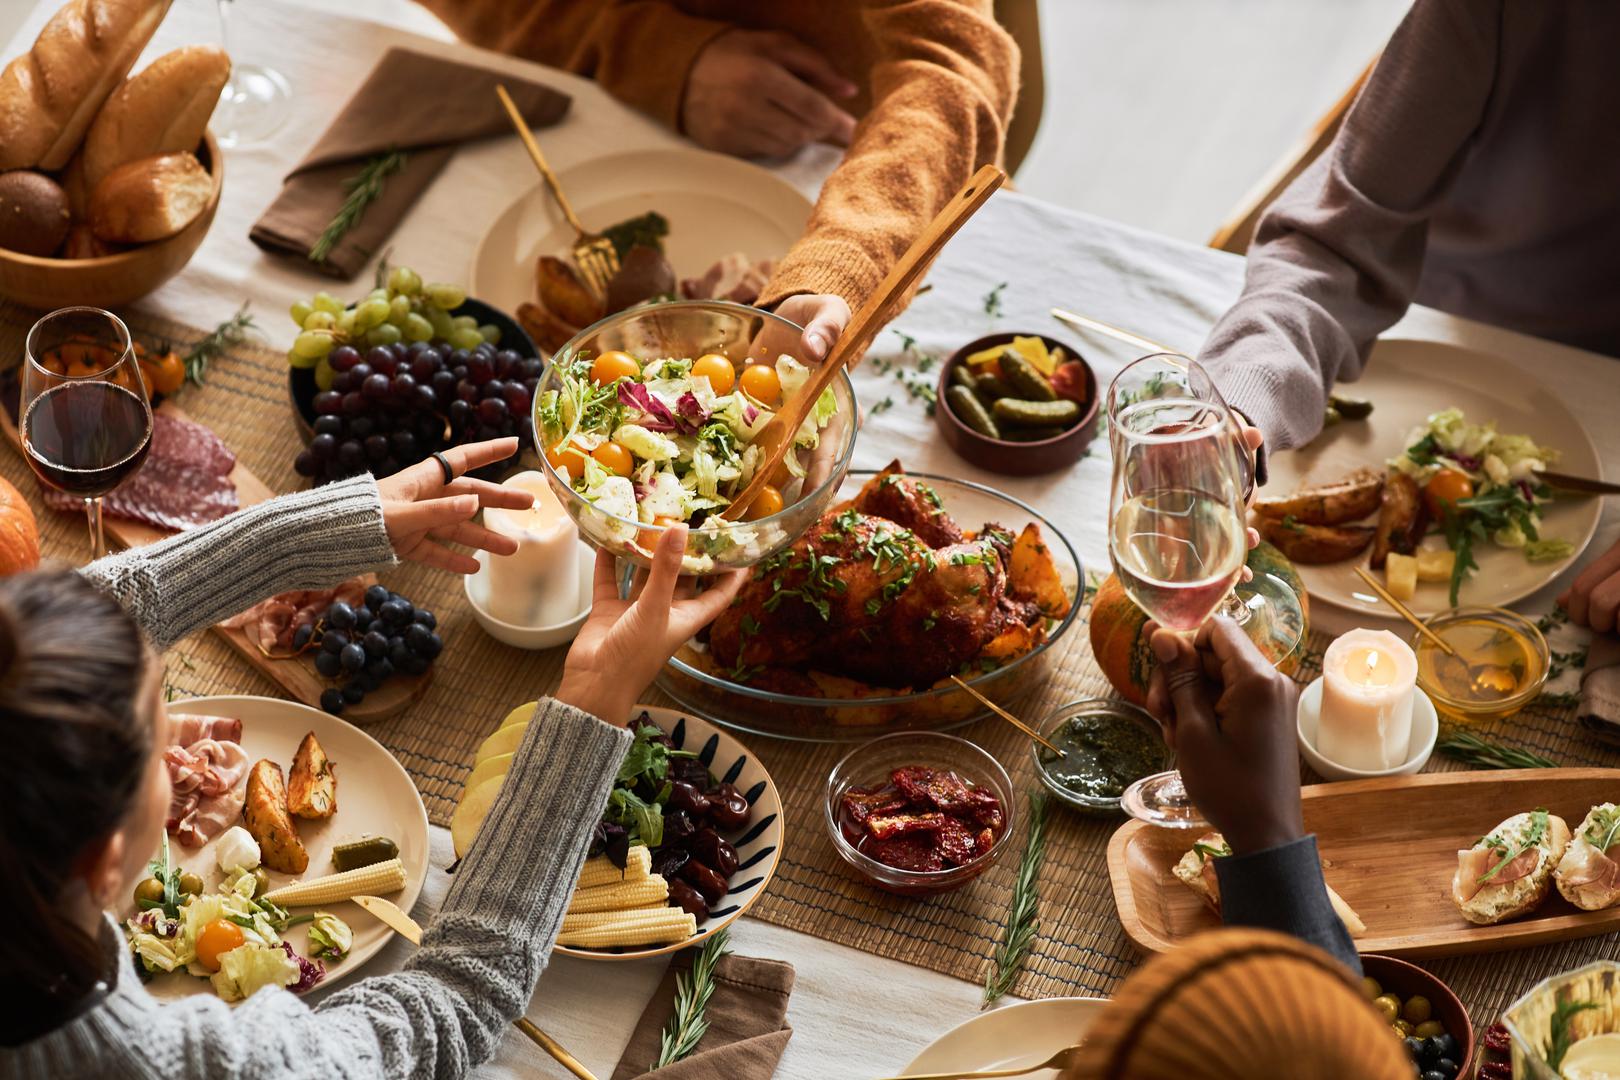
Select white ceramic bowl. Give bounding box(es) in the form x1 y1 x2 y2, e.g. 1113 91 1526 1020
1296 676 1438 781
463 545 593 650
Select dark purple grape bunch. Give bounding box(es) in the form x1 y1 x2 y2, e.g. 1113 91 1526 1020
313 584 443 715
444 345 544 479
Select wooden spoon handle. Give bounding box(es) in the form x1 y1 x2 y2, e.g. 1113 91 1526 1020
724 163 1007 519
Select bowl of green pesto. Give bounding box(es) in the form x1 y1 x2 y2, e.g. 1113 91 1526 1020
1032 699 1171 814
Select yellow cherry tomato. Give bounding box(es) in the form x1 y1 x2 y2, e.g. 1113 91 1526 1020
1423 468 1474 519
640 514 683 548
590 350 640 385
195 918 246 972
691 353 736 394
592 441 635 477
743 484 785 521
147 351 186 395
544 443 589 482
738 362 781 406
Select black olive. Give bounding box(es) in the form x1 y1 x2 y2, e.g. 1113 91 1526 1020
667 879 709 924
1428 1034 1457 1063
1401 1038 1424 1062
663 809 697 844
707 782 751 830
650 847 690 879
1435 1060 1458 1079
1421 1072 1446 1080
669 780 710 817
690 828 739 877
680 859 728 904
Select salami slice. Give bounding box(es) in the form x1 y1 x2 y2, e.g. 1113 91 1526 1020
41 412 237 530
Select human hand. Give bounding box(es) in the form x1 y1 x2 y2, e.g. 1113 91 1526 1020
681 29 857 159
556 526 747 723
1144 616 1303 854
375 438 533 574
773 293 851 363
1560 538 1620 633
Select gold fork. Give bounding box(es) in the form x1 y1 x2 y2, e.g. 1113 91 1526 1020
494 84 619 297
876 1044 1085 1080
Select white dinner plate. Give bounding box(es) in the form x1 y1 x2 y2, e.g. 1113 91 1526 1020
900 997 1109 1076
135 695 430 1000
469 147 813 319
1265 339 1603 618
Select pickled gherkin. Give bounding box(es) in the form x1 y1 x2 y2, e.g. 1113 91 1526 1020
1002 425 1067 442
950 363 978 391
974 372 1015 406
331 836 400 872
992 397 1080 427
946 385 1001 438
996 348 1056 402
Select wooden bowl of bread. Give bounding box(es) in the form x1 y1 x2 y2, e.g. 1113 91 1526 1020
0 0 229 308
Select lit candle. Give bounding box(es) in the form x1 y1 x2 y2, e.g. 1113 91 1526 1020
481 471 581 626
1316 628 1417 771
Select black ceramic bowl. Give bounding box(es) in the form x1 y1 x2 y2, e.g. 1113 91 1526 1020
289 297 537 440
934 332 1100 477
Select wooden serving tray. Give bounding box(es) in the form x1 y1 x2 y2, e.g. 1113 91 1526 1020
1107 768 1620 959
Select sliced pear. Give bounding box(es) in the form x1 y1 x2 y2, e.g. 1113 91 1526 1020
475 721 527 765
500 701 538 730
451 774 507 858
466 752 514 793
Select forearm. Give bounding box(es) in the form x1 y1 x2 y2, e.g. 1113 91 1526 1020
1214 835 1360 974
81 475 396 650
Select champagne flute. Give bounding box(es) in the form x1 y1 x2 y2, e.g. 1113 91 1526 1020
22 308 155 560
213 0 292 147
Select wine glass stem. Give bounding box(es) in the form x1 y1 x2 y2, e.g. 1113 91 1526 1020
86 497 106 560
216 0 234 60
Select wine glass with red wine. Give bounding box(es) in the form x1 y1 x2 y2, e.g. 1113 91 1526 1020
1106 352 1300 828
22 308 154 560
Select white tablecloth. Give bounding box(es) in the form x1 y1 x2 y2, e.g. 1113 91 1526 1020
8 2 1617 1076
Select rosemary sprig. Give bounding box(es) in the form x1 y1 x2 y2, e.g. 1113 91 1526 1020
983 791 1049 1008
309 150 407 265
183 302 257 385
654 928 731 1069
1546 998 1598 1071
1436 728 1558 770
983 281 1008 319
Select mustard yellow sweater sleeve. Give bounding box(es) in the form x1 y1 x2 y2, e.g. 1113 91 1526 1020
757 1 1019 311
413 0 730 129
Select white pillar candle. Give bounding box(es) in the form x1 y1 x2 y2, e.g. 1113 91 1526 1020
481 470 581 627
1317 628 1417 771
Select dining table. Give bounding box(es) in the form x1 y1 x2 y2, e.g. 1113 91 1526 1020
6 1 1619 1077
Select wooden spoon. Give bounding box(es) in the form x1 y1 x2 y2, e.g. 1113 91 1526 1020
722 163 1007 520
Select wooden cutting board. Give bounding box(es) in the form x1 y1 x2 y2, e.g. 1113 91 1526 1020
1107 768 1620 959
0 398 427 722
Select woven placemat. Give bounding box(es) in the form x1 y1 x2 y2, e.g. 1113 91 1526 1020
1 300 1608 1027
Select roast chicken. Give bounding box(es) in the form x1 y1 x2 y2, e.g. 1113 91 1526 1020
709 467 1043 689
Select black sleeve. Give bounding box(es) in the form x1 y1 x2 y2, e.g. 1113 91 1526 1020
1213 834 1360 974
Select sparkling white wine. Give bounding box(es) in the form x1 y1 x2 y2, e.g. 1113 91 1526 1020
1110 486 1245 631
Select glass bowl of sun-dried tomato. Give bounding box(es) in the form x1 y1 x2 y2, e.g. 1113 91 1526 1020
824 732 1015 896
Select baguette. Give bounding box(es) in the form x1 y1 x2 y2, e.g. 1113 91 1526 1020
1173 831 1366 936
87 151 210 244
77 45 229 194
1451 810 1570 925
1555 803 1620 911
0 0 175 171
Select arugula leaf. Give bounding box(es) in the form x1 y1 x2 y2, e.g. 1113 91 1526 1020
1586 805 1620 853
1193 840 1232 861
606 787 665 848
1478 808 1548 885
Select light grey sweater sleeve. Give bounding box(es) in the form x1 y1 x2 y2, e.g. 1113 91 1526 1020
78 475 397 650
1196 0 1500 451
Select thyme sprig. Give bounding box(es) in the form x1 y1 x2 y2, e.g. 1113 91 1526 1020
183 302 257 385
1435 729 1558 770
655 928 732 1069
309 150 407 265
983 791 1049 1008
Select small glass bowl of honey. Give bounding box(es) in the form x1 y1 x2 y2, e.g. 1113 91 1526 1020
1411 606 1549 724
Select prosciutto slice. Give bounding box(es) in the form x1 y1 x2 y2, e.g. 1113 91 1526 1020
165 733 250 848
1453 845 1540 905
1559 841 1620 890
169 715 241 747
221 578 373 654
679 253 776 304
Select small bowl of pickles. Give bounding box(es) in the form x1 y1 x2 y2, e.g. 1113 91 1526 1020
935 332 1100 477
1411 606 1550 724
1031 698 1171 814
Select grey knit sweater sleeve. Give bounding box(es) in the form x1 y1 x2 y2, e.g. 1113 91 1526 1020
1196 0 1500 451
79 474 398 650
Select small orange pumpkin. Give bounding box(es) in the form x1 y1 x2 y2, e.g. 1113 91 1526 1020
0 477 40 575
1089 541 1308 706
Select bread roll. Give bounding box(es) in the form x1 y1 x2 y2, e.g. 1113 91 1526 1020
59 222 117 259
78 45 230 193
87 151 210 244
0 170 71 256
0 0 175 171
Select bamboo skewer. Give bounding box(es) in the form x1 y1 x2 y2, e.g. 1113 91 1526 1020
1352 565 1458 656
949 675 1066 757
1049 307 1178 356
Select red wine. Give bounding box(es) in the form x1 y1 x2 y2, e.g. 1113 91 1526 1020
24 381 152 497
1111 487 1245 631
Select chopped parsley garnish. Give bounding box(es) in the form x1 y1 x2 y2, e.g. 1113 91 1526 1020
983 281 1008 318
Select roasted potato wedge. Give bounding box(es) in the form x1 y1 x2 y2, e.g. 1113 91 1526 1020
243 760 308 874
981 623 1039 660
286 731 336 820
516 302 578 354
1256 516 1376 564
536 256 603 328
1252 468 1384 526
1370 472 1428 569
1007 523 1071 618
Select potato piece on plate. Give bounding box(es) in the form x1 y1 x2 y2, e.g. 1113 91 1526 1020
243 760 308 874
1385 552 1418 601
1007 523 1070 617
1252 468 1384 526
536 256 603 329
286 731 336 820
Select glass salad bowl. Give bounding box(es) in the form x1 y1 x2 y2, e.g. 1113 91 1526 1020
535 300 858 573
656 471 1084 742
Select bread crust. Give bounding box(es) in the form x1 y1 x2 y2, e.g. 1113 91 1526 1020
87 150 210 243
1453 811 1571 926
78 44 229 192
1555 804 1620 911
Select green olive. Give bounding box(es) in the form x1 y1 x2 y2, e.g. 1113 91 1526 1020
132 877 165 906
1372 994 1401 1024
177 872 204 897
1360 976 1382 1001
251 867 270 898
1402 995 1432 1024
1393 1019 1414 1037
1414 1020 1446 1040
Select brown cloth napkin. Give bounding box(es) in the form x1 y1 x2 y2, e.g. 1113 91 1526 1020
249 47 570 279
611 952 795 1080
1578 632 1620 740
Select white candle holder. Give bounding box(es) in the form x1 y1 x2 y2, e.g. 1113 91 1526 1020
1297 676 1439 781
463 543 594 650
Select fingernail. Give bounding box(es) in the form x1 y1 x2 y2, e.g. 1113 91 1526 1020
1151 632 1178 663
805 331 827 359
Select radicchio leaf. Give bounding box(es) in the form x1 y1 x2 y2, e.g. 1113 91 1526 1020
616 381 681 432
283 942 325 993
675 391 709 428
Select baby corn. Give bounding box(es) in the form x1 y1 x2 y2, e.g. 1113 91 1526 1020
262 857 406 906
576 845 651 891
567 873 667 914
562 905 680 932
556 910 696 949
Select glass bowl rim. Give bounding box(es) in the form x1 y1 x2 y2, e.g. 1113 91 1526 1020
822 731 1017 881
663 469 1083 707
1411 604 1550 712
1030 697 1172 811
533 299 859 540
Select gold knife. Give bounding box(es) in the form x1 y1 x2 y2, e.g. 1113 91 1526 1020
351 896 602 1080
1050 307 1178 355
1541 471 1620 496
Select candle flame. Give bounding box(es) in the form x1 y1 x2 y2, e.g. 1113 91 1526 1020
1365 650 1380 674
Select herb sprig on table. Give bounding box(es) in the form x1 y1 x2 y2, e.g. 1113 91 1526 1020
1436 729 1558 770
183 303 258 385
983 791 1049 1008
309 150 408 265
655 928 731 1069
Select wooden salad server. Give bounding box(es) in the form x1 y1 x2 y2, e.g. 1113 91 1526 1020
722 163 1008 520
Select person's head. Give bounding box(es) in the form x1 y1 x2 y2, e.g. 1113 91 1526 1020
0 569 170 1043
